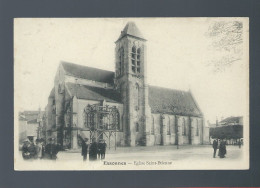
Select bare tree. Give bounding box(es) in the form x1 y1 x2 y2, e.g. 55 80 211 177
205 21 243 73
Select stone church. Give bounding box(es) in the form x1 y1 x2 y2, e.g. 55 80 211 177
45 22 209 149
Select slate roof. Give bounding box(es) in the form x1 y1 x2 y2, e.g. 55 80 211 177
61 61 115 84
66 82 121 103
148 86 202 117
117 22 146 42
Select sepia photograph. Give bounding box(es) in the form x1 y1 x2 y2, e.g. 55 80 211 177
14 18 249 170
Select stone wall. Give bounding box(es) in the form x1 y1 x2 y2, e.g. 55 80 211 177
145 113 206 146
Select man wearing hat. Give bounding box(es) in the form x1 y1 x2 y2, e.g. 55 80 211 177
35 139 43 159
212 139 218 158
81 138 89 161
99 139 107 160
89 138 98 161
44 138 59 160
97 139 102 159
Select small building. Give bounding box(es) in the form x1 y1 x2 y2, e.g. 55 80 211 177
26 119 38 142
219 116 243 126
210 116 243 145
19 110 45 143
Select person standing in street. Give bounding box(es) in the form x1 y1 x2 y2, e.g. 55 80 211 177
219 139 227 158
40 138 46 159
81 138 89 161
35 139 43 159
89 138 98 161
212 139 218 158
97 140 102 160
27 139 37 159
238 139 242 148
100 139 107 160
44 138 59 160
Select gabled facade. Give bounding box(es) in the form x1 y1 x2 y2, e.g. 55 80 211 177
19 110 45 143
45 22 209 149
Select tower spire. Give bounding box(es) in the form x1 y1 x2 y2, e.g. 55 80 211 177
116 22 146 42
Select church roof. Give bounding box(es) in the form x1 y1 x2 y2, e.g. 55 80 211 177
117 22 146 42
61 61 115 84
66 82 121 103
148 86 202 117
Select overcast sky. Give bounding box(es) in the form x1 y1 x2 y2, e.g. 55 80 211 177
14 18 249 123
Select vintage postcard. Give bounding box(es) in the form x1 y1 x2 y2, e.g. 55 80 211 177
14 18 249 170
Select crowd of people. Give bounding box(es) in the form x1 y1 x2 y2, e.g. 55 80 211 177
81 137 107 162
21 138 61 160
22 136 107 162
23 136 240 161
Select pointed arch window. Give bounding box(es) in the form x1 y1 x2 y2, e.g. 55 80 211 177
84 110 94 129
196 119 199 136
136 83 140 106
167 117 170 135
137 48 141 73
118 48 124 76
151 116 155 135
119 61 122 76
131 46 141 74
136 122 139 132
182 118 186 136
135 83 141 110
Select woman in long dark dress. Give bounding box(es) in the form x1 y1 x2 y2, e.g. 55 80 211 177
219 140 226 158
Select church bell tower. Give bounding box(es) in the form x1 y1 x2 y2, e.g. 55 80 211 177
115 22 150 146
